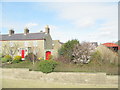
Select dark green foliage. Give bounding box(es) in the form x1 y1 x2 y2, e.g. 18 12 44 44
13 56 22 63
25 53 37 62
1 55 12 63
58 39 79 63
38 60 57 73
54 60 118 75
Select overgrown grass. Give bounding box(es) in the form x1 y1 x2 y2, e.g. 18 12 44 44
96 45 118 65
54 61 118 75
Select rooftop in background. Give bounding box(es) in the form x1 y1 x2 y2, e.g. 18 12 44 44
102 43 118 47
1 25 50 41
1 32 46 41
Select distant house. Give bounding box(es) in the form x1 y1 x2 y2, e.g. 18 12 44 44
1 25 62 60
90 42 98 48
102 43 119 52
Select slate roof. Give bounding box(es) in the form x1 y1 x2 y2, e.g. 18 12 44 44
1 32 46 41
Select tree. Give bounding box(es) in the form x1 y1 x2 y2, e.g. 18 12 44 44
31 46 40 64
32 41 40 64
72 41 96 64
58 39 79 63
2 42 19 57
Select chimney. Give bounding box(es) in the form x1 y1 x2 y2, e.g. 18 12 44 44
40 30 43 33
24 27 29 35
9 29 15 36
45 25 50 34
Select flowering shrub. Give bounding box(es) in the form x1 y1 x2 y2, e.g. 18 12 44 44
13 56 22 63
1 55 12 63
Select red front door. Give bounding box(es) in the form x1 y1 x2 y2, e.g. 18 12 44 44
46 51 51 60
21 50 25 59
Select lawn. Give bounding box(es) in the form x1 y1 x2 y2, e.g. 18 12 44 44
54 62 118 75
2 60 118 75
2 61 32 68
1 78 118 88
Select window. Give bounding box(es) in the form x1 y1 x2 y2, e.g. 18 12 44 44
24 41 28 47
10 41 14 47
28 47 31 53
33 41 38 47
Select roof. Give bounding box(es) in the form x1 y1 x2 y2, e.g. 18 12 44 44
53 40 64 44
1 32 46 41
102 43 118 47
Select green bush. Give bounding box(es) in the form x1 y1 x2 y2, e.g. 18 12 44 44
38 60 57 73
13 56 22 63
90 50 102 65
96 45 118 65
1 58 8 63
0 53 2 62
58 39 79 63
1 55 12 63
0 53 2 58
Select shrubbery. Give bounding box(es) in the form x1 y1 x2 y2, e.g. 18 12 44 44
13 56 22 63
1 58 8 63
1 55 12 63
25 53 37 62
38 60 57 73
0 53 2 62
96 45 118 65
58 39 79 63
90 50 102 64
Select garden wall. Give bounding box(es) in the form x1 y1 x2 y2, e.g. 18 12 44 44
1 68 118 85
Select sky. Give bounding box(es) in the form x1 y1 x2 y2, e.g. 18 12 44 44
0 1 118 43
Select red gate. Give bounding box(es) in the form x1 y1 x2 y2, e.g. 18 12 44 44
46 51 51 60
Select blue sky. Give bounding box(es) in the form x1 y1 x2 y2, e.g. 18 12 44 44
0 1 118 43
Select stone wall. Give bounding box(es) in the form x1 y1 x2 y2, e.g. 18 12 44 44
1 68 118 85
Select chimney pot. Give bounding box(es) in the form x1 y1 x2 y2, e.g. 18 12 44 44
45 25 50 34
24 27 29 35
9 29 15 36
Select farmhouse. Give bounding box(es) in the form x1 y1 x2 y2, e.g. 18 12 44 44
1 25 62 60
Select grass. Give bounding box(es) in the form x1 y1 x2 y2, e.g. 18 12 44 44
1 59 118 75
1 78 118 88
2 60 33 68
53 61 118 75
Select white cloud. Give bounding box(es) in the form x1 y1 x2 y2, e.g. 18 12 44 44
1 2 118 43
46 2 118 43
1 21 40 33
54 3 117 28
88 21 118 43
74 18 95 28
46 25 79 43
25 23 38 28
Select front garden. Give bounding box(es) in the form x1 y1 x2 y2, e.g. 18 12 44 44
0 39 119 75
